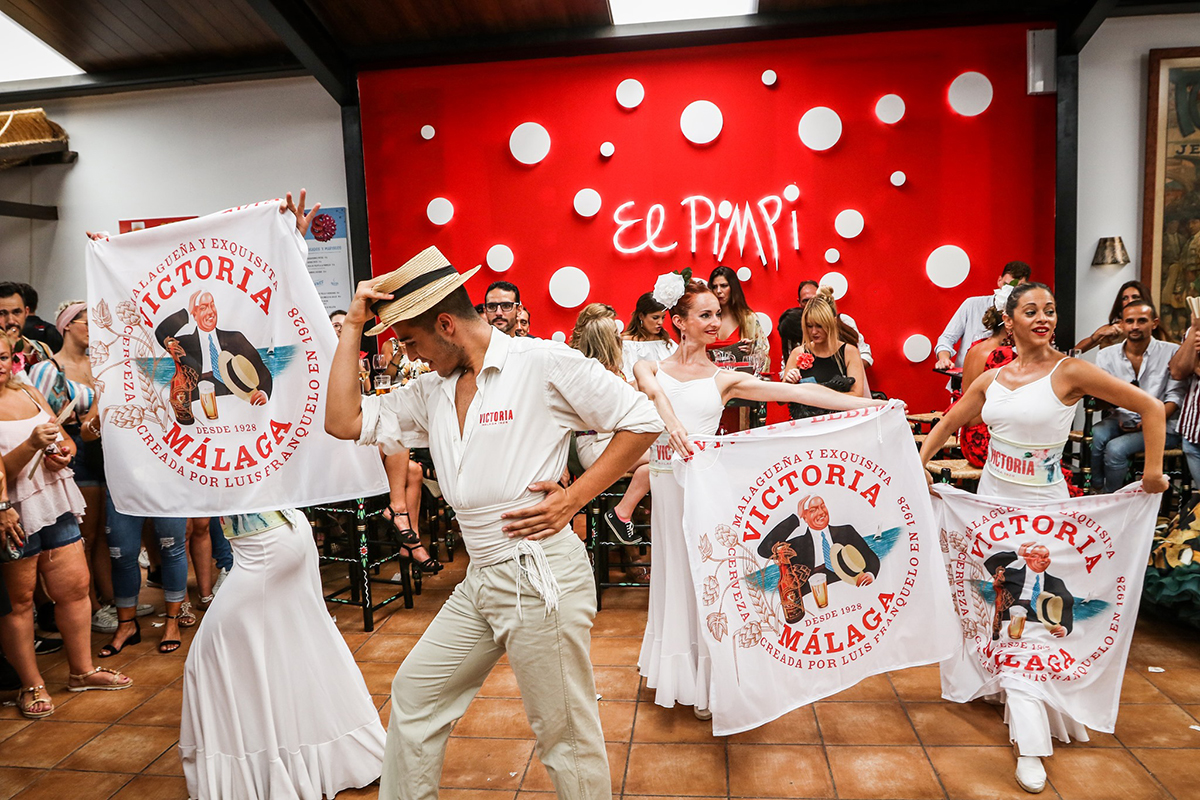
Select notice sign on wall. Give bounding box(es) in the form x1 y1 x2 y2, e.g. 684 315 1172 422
303 206 352 313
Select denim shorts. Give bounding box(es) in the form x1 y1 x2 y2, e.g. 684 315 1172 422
18 511 82 559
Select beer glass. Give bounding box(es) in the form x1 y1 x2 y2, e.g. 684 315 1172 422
374 374 392 395
198 380 218 420
809 573 828 609
1008 606 1027 639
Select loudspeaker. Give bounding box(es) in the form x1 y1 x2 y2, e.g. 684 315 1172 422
1027 29 1057 95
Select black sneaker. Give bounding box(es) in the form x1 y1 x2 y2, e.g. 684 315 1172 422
33 635 63 655
603 509 642 545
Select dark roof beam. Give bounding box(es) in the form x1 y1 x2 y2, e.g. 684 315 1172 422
241 0 356 106
1058 0 1120 54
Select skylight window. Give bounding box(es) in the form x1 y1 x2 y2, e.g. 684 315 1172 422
608 0 759 26
0 11 83 83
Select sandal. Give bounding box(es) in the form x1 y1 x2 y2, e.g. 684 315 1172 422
17 685 54 719
98 618 141 658
159 613 183 653
384 507 442 575
67 666 132 693
176 601 198 628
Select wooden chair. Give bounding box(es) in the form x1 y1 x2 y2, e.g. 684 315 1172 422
924 458 983 489
907 412 943 436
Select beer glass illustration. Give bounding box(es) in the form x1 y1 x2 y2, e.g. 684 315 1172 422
809 573 828 609
1008 606 1027 639
198 380 219 420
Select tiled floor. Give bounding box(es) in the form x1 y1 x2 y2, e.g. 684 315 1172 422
2 553 1200 800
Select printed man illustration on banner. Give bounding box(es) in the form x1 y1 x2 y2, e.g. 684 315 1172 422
935 485 1158 733
675 403 957 735
86 195 387 516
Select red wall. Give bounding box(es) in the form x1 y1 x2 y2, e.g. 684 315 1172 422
359 24 1056 412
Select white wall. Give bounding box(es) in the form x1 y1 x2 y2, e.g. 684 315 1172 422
1076 13 1200 342
0 76 347 314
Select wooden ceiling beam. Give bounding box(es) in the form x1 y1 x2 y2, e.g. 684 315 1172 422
1057 0 1120 54
241 0 357 106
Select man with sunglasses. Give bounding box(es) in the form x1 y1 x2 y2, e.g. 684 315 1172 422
485 281 521 334
1092 299 1184 492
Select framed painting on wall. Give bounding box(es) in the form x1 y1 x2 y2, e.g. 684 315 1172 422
1144 47 1200 342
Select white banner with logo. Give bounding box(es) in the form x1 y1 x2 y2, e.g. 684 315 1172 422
934 484 1158 733
675 403 958 735
86 200 387 516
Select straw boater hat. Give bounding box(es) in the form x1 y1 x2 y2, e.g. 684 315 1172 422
365 246 481 336
218 352 262 402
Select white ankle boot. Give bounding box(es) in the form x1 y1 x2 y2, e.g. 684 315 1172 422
1015 756 1046 793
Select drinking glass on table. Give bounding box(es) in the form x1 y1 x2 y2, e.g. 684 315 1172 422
374 374 392 396
712 350 735 370
373 353 390 372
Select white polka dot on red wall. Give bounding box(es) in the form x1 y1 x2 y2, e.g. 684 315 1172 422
874 95 905 124
926 245 971 288
486 245 513 272
509 122 551 165
948 72 993 116
736 267 752 282
820 271 847 299
834 210 864 239
549 267 590 308
761 70 778 87
903 334 933 363
420 125 435 140
552 331 566 343
573 189 602 218
755 312 773 337
798 107 842 151
680 101 723 145
600 141 615 158
718 201 733 219
783 184 800 202
825 248 840 264
616 79 644 109
890 171 906 187
426 198 453 225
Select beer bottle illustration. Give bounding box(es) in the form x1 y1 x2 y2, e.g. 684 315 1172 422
772 542 809 624
165 337 198 425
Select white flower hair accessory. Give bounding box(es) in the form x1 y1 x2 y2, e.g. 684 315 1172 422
652 268 692 309
993 284 1014 312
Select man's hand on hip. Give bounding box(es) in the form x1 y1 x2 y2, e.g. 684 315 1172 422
502 481 578 541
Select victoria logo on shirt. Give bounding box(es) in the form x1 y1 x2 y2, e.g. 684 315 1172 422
479 408 515 426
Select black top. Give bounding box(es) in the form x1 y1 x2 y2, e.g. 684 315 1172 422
789 343 852 419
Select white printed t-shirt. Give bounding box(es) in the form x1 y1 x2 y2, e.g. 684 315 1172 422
358 327 663 567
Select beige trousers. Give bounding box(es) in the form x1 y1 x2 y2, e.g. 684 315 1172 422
378 531 611 800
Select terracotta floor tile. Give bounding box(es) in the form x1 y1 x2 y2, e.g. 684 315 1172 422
356 661 400 695
631 702 718 743
825 746 943 800
0 718 32 744
592 667 640 701
598 701 635 742
121 687 183 727
479 665 521 698
0 767 43 799
437 791 516 800
330 785 388 799
1187 704 1200 722
590 636 641 666
1044 748 1170 800
59 724 178 774
355 633 421 663
827 674 898 702
108 774 188 799
50 686 157 724
728 705 820 744
927 746 1062 800
454 699 535 739
375 604 442 635
1128 748 1200 800
143 748 184 777
1144 666 1200 705
1127 637 1200 670
889 666 944 702
1118 669 1172 704
520 741 627 794
11 769 132 799
439 737 535 791
119 655 186 687
907 701 1009 746
622 743 726 796
589 609 647 637
1113 703 1200 748
728 743 834 798
340 632 371 654
1072 728 1123 748
815 701 918 745
0 722 108 769
595 587 651 610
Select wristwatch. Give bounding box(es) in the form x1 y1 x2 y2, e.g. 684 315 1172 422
0 501 12 512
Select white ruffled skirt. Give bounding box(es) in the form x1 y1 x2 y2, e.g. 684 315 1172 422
180 515 386 800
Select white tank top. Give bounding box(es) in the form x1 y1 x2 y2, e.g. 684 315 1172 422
981 358 1079 486
650 366 724 474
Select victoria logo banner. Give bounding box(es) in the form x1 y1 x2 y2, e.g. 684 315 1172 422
85 200 388 516
934 484 1158 733
675 403 957 735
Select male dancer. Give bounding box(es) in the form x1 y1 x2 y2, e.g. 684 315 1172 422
326 246 662 800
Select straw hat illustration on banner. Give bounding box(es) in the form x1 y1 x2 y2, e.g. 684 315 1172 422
1037 592 1065 630
218 351 264 403
365 246 481 336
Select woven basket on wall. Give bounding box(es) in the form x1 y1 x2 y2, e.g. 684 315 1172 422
0 108 68 170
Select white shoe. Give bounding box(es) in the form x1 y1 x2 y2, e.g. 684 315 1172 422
211 567 229 596
693 707 712 721
138 547 150 568
135 603 155 617
1015 756 1046 793
91 604 119 633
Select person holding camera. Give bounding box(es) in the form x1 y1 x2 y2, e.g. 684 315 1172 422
0 335 131 719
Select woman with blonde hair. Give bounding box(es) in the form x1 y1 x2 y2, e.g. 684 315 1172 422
780 286 869 418
570 302 618 345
